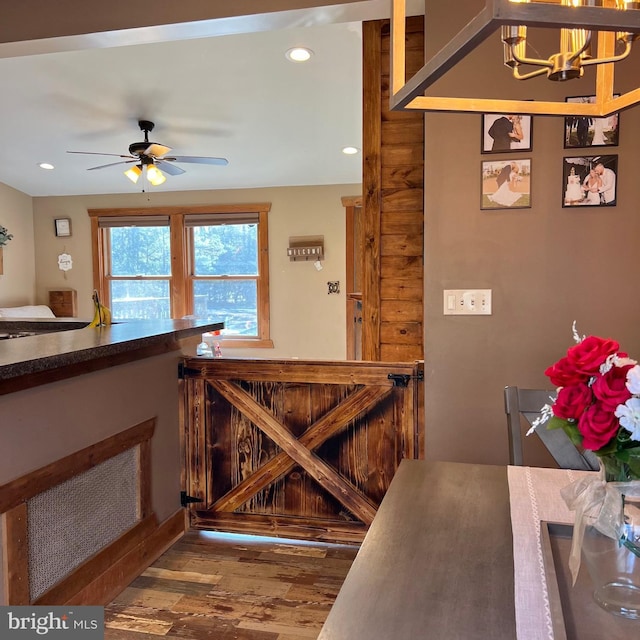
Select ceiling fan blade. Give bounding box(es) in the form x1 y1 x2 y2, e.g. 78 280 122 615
87 160 137 171
166 155 229 166
156 160 186 176
145 143 172 157
67 151 135 159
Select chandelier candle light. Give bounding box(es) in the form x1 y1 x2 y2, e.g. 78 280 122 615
502 0 640 82
533 323 640 618
390 0 640 116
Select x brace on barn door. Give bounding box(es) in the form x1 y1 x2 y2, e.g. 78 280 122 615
208 381 391 525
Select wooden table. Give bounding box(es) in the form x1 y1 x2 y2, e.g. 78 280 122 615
317 459 516 640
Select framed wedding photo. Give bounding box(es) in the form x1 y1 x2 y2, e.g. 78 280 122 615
564 95 620 148
562 155 618 208
481 158 532 210
481 113 533 154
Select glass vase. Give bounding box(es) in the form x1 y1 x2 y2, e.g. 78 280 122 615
581 491 640 619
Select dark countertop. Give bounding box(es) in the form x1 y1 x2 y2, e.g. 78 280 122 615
0 318 88 332
0 318 224 388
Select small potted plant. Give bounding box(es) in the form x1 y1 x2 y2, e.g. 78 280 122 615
0 225 12 247
0 225 12 273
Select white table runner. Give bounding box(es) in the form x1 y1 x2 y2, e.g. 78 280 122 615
507 465 595 640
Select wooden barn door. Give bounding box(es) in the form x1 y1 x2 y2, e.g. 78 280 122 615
181 358 422 544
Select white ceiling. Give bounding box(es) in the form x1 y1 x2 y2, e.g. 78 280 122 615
0 13 370 197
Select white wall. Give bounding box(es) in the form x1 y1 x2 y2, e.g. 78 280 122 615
32 183 359 359
0 183 35 306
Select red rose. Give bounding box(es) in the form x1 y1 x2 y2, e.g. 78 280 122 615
565 336 620 377
578 402 619 451
544 357 591 387
552 383 592 420
545 356 590 387
592 364 633 411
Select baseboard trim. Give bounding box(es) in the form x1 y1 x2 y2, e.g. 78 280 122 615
63 509 185 606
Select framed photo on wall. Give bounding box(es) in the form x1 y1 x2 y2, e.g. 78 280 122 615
481 158 531 210
562 155 618 207
54 218 72 237
481 113 533 154
564 96 620 148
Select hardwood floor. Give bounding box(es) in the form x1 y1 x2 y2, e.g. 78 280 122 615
104 530 359 639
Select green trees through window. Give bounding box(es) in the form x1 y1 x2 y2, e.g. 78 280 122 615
191 223 259 335
90 204 272 346
110 226 172 319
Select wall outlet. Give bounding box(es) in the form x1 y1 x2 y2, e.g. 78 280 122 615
443 289 492 315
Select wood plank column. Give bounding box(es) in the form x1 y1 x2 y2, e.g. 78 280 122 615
362 17 424 362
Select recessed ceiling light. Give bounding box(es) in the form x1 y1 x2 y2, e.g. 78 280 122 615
285 47 313 63
342 146 359 155
38 162 55 170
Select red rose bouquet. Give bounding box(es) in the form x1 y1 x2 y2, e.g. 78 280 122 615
542 327 640 481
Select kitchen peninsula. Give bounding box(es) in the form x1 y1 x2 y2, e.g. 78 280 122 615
0 318 223 606
0 317 222 393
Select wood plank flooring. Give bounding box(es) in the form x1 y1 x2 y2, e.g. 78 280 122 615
104 530 359 640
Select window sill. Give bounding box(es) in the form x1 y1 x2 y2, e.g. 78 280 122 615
219 338 274 349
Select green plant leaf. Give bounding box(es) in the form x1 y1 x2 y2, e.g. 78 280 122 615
547 416 571 431
598 440 618 456
561 423 583 448
617 446 640 462
626 459 640 478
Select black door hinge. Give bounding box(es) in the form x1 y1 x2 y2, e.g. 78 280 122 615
180 491 204 508
388 370 424 387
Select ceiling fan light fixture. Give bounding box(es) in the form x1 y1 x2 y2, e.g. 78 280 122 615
124 165 142 184
285 47 313 63
146 164 166 186
70 120 229 184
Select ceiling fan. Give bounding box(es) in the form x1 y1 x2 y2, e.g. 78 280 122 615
68 119 228 186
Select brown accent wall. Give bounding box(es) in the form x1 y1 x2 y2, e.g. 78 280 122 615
420 1 640 465
362 17 424 362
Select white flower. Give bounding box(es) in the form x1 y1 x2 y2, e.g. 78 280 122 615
614 397 640 441
527 402 554 436
600 354 638 375
600 354 616 374
571 320 585 344
626 365 640 395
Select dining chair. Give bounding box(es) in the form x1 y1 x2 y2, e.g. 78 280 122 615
504 385 600 471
